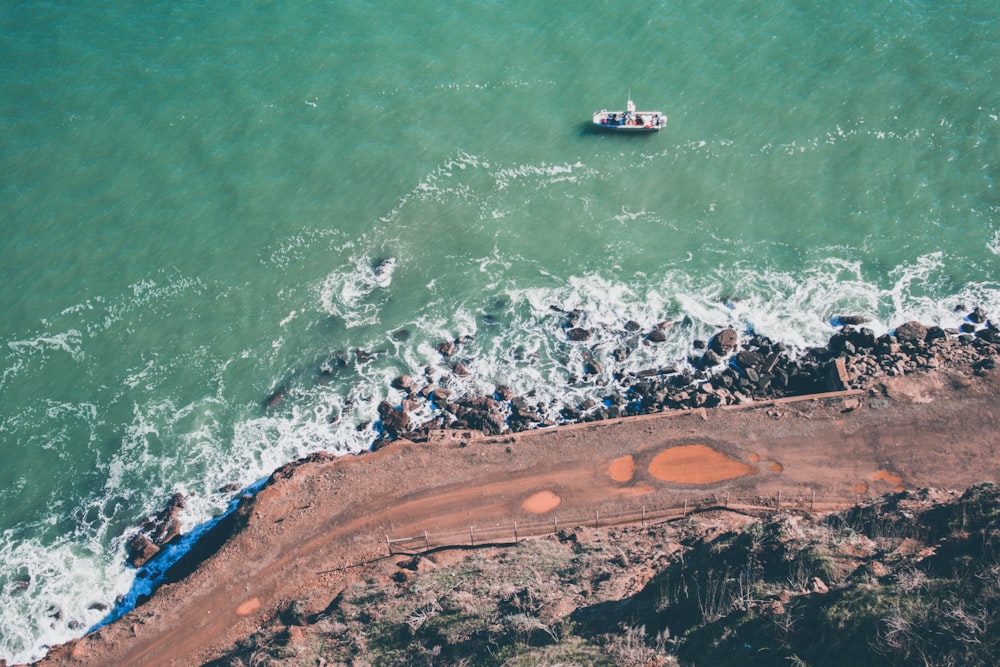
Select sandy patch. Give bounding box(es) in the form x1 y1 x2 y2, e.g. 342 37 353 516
873 469 904 491
522 490 561 514
648 445 753 484
606 455 636 482
235 597 262 617
613 484 654 497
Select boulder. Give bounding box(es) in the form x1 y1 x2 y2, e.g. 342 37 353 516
126 533 160 568
709 328 739 356
836 315 870 326
646 328 667 343
894 321 928 344
735 350 764 369
969 307 988 324
390 375 418 393
808 577 829 594
436 340 456 357
566 327 592 342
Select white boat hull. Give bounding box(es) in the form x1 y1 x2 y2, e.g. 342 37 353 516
593 98 667 132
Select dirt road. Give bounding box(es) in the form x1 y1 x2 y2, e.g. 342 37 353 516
40 368 1000 666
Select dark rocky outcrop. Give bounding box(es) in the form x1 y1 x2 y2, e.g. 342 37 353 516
126 492 187 568
709 328 739 356
378 306 999 446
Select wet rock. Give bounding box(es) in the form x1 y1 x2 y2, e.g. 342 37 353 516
126 492 186 568
969 307 988 324
378 401 411 436
836 314 870 325
263 386 289 411
701 350 723 367
624 320 642 332
646 328 667 343
126 534 160 568
894 321 928 344
511 396 541 422
566 327 592 342
709 328 739 356
436 340 456 357
735 350 764 369
427 387 450 404
494 385 515 402
391 375 418 394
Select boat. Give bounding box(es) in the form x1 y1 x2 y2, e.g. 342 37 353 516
593 96 667 132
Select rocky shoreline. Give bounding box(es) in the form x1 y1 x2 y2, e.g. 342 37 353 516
376 306 999 446
124 307 1000 569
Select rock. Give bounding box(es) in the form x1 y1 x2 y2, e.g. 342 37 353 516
808 577 829 594
646 328 667 343
430 387 452 403
453 362 471 377
566 327 592 342
836 315 870 325
624 320 642 332
894 321 928 344
926 326 948 342
969 306 988 324
390 375 418 393
494 385 515 401
735 350 764 369
709 328 739 356
126 533 160 568
436 340 456 357
976 328 1000 344
701 350 723 367
511 396 541 421
378 401 411 436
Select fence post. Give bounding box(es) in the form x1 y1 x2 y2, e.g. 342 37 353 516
424 531 429 551
811 490 815 512
553 516 558 534
683 499 688 517
386 535 391 556
641 506 645 527
470 526 474 546
777 490 782 511
725 493 729 508
514 521 518 545
595 510 599 529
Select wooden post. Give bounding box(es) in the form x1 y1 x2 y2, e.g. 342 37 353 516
683 499 688 517
386 535 391 556
424 531 429 551
641 506 646 527
595 510 600 529
725 493 729 508
777 490 782 511
470 526 474 546
811 490 816 512
514 521 518 545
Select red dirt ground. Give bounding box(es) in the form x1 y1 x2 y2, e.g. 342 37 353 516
38 368 1000 666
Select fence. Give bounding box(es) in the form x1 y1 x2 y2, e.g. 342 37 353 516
385 490 856 556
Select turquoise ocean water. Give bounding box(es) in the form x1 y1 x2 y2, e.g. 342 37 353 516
2 1 998 660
